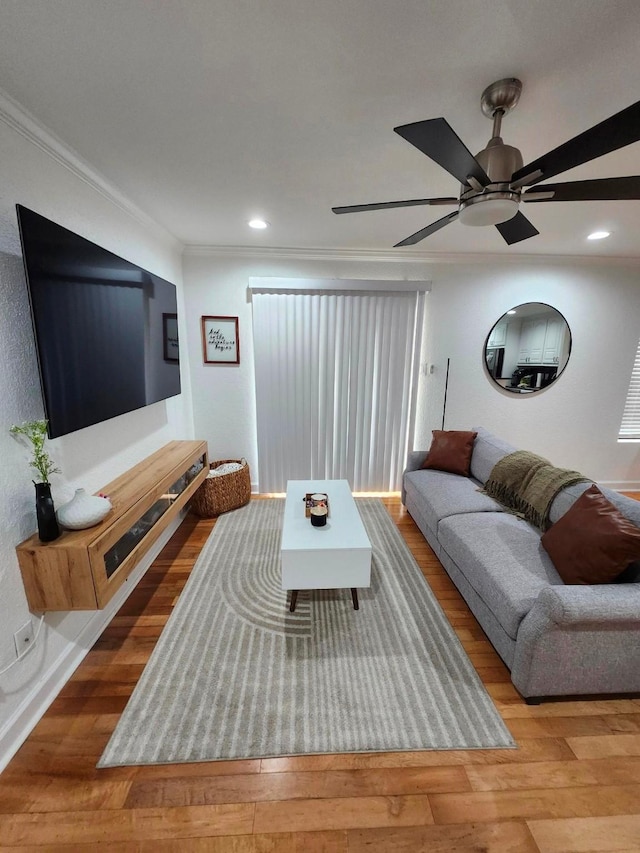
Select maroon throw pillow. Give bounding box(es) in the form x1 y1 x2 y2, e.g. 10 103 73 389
541 484 640 584
422 430 477 477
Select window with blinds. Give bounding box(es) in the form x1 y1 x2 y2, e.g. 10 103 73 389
619 337 640 440
251 283 427 492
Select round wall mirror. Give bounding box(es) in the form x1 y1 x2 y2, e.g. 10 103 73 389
484 302 572 394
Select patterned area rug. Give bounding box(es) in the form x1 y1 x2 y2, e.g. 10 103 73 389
98 498 514 767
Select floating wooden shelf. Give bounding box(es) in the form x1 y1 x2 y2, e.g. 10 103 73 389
16 440 209 611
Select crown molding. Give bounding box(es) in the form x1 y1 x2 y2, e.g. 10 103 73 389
183 243 640 266
0 87 182 252
183 244 439 262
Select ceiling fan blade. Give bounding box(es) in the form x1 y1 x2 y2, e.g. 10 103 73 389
495 212 539 245
523 176 640 203
394 118 490 187
512 100 640 187
332 197 458 214
394 211 459 247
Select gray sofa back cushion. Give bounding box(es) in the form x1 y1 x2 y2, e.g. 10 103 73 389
548 480 640 526
469 426 518 485
404 467 505 532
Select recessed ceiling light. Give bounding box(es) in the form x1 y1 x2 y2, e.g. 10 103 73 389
248 218 269 230
587 230 610 240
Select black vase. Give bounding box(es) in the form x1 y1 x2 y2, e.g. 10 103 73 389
34 482 60 542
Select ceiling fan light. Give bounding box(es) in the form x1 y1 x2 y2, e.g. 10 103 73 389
459 196 519 226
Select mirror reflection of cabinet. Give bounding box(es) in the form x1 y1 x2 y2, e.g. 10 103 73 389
488 321 507 348
541 315 567 364
517 316 547 364
484 303 571 394
517 314 568 366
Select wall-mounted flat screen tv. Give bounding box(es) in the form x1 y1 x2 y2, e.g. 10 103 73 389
16 205 181 439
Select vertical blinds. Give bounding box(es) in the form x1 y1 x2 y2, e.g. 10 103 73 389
252 289 424 492
619 337 640 439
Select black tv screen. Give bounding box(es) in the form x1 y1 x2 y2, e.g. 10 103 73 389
16 205 181 439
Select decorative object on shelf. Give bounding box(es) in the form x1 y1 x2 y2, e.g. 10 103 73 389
56 488 112 530
10 419 61 542
190 458 250 517
201 315 240 365
34 482 60 542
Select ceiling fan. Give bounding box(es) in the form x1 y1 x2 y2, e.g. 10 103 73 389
332 78 640 247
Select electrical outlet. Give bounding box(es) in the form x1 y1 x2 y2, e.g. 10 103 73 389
14 620 33 658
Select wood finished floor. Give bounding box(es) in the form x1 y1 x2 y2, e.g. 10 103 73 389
1 495 640 851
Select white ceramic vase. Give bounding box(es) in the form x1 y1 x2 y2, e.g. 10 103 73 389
56 488 112 530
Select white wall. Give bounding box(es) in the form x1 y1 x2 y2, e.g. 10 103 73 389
183 251 640 491
0 103 193 767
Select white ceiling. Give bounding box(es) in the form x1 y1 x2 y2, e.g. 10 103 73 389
1 0 640 257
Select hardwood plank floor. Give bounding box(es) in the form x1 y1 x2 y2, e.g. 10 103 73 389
0 495 639 851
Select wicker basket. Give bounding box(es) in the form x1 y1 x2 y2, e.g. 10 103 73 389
190 458 251 517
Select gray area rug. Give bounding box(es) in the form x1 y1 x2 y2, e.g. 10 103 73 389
98 498 514 766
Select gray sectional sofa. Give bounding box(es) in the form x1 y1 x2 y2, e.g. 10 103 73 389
403 427 640 701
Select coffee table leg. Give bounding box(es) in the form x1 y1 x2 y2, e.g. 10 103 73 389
289 590 299 612
351 588 359 610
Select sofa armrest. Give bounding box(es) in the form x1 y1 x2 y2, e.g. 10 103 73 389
511 583 640 699
530 584 640 627
402 451 429 504
405 450 429 473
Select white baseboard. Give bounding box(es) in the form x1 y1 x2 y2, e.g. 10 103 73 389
599 481 640 492
0 513 184 774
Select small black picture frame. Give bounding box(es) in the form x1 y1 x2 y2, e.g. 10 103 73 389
163 313 179 362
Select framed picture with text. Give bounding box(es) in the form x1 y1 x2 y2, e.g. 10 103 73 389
201 315 240 364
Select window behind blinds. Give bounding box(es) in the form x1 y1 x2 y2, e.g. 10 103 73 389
619 337 640 439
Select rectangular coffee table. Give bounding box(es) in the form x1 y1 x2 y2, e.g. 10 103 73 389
281 479 372 611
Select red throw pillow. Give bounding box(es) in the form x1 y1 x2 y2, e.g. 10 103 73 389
541 484 640 584
422 430 477 477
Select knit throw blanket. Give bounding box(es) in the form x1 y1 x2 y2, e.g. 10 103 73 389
483 450 589 531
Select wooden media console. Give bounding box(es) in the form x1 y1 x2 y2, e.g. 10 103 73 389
16 440 208 611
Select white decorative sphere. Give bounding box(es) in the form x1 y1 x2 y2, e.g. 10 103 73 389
57 488 112 530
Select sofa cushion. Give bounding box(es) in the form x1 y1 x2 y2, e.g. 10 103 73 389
438 512 562 640
549 480 640 530
541 484 640 585
404 468 505 533
469 426 518 485
548 481 593 524
422 430 477 477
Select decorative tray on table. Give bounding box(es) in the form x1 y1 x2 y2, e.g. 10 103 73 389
303 492 329 517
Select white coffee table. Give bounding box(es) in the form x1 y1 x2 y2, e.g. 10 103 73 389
281 479 372 611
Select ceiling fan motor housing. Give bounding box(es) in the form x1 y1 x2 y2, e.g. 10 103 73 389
459 137 524 225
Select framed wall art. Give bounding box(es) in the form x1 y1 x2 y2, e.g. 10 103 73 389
201 315 240 364
162 313 179 362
